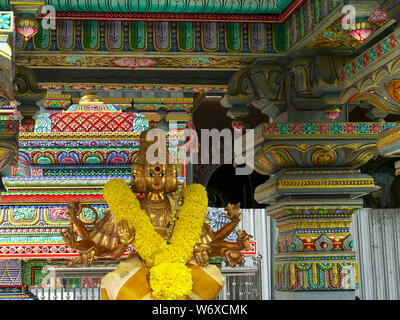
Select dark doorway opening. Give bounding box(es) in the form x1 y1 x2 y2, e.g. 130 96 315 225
206 164 267 209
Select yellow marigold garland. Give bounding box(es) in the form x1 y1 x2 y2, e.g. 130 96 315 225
149 262 192 300
103 179 208 299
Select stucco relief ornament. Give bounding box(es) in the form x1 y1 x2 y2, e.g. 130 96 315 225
368 9 387 24
112 57 160 69
61 122 252 300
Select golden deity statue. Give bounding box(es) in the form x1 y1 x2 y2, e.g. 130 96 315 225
61 122 253 300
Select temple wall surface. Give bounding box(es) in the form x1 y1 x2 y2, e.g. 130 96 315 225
237 208 274 300
352 208 400 300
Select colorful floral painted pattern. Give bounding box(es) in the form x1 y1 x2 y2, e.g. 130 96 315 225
264 122 395 135
340 27 400 82
44 112 148 133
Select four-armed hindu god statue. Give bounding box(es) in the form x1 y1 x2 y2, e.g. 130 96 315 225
61 122 253 300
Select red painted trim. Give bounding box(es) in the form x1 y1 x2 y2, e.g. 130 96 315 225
242 240 257 256
0 240 255 257
38 0 306 23
0 285 26 288
0 252 131 258
0 243 132 259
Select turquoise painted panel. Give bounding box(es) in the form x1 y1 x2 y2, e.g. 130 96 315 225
382 39 390 54
178 22 194 50
226 23 241 51
12 207 36 221
37 157 53 165
370 48 376 62
82 20 99 49
85 156 101 165
0 0 8 10
130 21 146 50
273 21 289 52
34 23 51 49
313 0 320 24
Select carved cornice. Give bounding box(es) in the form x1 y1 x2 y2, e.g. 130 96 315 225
255 174 375 204
39 82 228 93
340 28 400 87
37 4 306 23
242 122 394 176
341 54 400 115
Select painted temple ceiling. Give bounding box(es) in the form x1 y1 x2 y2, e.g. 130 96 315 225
14 0 342 56
11 0 345 87
12 0 395 72
2 0 307 21
2 0 399 117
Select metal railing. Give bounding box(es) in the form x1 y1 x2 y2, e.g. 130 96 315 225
30 267 114 300
217 256 262 300
30 256 262 300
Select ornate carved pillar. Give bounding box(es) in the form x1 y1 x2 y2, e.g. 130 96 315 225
223 39 392 298
248 121 392 299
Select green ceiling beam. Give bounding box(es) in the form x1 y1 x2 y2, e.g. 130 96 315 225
0 0 296 14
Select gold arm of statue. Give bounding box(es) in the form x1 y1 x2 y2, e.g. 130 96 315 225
193 203 253 268
61 201 135 267
213 203 241 240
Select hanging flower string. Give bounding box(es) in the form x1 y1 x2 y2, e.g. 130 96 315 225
103 179 208 299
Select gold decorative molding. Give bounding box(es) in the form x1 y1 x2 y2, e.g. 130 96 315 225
277 178 375 188
377 125 400 150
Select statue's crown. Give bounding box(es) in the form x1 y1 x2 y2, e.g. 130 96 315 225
134 121 170 167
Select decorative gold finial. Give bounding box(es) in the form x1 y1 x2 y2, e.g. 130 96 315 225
79 91 102 103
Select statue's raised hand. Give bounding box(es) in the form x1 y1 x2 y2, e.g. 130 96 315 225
224 203 241 223
117 219 135 245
